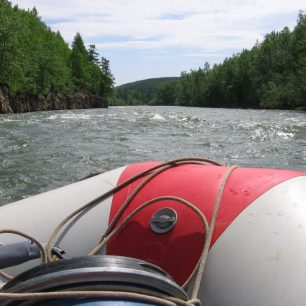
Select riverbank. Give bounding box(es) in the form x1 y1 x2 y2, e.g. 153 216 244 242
0 82 108 114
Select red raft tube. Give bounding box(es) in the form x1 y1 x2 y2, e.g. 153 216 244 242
107 159 306 306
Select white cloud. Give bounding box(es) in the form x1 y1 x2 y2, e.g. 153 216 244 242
13 0 305 53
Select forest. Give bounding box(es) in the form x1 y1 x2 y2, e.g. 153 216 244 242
113 77 179 105
1 0 306 110
0 0 114 99
116 12 306 110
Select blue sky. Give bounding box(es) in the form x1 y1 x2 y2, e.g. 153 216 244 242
12 0 306 86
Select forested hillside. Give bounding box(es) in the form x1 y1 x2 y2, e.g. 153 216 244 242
113 77 179 105
153 12 306 109
0 0 114 99
117 12 306 110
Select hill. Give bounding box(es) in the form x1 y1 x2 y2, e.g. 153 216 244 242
112 77 179 105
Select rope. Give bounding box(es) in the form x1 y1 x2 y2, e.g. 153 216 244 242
90 161 213 255
0 157 238 306
3 285 200 306
90 196 209 261
0 271 12 281
190 165 238 298
0 290 200 306
46 157 221 260
0 229 48 281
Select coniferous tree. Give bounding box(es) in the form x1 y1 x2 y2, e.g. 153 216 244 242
99 57 115 98
87 44 101 95
88 44 100 65
70 33 89 88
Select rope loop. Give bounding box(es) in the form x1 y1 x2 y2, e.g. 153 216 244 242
0 229 48 281
0 290 201 306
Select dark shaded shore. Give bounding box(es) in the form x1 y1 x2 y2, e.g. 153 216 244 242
0 82 108 114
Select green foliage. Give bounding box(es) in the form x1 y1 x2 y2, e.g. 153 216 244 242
0 0 26 91
88 44 100 65
0 1 114 99
170 13 306 109
99 57 115 99
151 81 178 105
292 11 306 108
70 33 89 88
114 77 179 105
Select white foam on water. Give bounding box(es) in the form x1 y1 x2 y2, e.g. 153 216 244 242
152 113 166 121
47 113 93 120
60 114 91 120
46 115 58 120
2 118 21 122
276 131 294 139
250 125 295 141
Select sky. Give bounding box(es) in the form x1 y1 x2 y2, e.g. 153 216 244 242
11 0 306 86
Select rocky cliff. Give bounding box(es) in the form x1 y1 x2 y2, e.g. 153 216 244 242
0 82 13 113
0 83 108 114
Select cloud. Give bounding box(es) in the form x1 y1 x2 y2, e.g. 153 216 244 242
13 0 305 53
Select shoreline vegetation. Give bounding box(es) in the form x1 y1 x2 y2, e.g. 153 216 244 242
1 1 305 113
115 11 306 110
0 1 114 114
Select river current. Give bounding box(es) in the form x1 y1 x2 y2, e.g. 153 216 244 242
1 106 306 206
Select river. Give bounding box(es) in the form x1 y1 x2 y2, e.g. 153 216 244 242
1 106 306 206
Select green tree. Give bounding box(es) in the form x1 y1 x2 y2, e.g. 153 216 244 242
152 81 177 105
99 57 115 99
0 2 114 102
88 44 100 65
0 1 25 89
70 33 89 88
292 11 306 108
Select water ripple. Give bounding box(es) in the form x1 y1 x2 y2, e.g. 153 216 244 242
1 106 306 205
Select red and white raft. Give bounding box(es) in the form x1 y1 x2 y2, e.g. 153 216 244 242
1 160 306 306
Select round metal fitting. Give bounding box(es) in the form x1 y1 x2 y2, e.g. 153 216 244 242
150 207 177 234
1 256 188 301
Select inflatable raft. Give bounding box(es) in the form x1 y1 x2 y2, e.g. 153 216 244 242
1 158 306 306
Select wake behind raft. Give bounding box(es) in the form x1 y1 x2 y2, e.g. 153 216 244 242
0 157 306 306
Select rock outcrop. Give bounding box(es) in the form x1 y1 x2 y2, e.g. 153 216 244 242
0 82 13 113
0 83 108 114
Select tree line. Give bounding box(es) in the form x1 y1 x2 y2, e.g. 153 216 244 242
113 77 178 105
0 0 114 99
117 12 306 110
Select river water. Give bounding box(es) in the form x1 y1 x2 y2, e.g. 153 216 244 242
1 106 306 206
